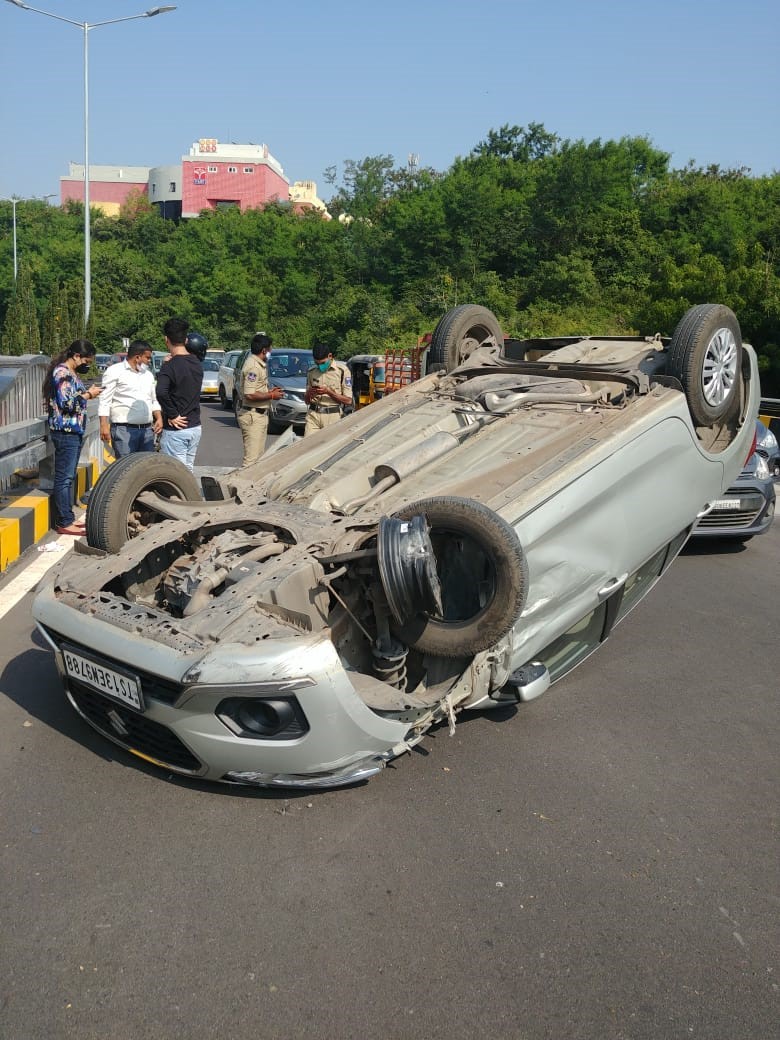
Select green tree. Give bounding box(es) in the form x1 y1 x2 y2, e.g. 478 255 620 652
119 187 154 222
1 264 40 354
471 122 559 162
325 155 396 221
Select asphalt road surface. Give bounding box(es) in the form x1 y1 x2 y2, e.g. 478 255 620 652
0 407 777 1040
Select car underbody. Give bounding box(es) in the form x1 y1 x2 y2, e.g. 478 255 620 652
33 305 760 787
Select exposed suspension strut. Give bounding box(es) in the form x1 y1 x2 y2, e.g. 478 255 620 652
370 585 408 691
371 637 408 691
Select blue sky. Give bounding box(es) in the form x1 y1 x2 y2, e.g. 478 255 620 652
2 0 778 203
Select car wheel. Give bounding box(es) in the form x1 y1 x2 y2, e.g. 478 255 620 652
219 385 230 410
667 304 743 427
384 496 528 657
428 305 504 372
86 454 201 553
232 393 240 418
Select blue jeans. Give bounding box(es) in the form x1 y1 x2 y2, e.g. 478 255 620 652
110 423 155 458
50 429 83 527
160 426 201 471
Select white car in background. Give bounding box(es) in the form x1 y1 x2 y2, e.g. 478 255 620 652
217 349 245 410
200 358 221 400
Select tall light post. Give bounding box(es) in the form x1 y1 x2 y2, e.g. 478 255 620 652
6 193 56 281
11 197 19 283
5 0 175 324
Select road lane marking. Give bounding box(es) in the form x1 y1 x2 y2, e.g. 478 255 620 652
0 537 74 622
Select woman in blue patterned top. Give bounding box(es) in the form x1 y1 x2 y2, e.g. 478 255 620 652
43 339 101 535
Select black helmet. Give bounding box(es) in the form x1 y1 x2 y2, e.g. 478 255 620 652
185 331 208 361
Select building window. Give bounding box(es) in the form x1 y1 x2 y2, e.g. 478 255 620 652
228 166 237 173
208 165 217 173
169 181 176 192
243 167 254 174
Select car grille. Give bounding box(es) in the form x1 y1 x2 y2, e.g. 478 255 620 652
696 497 766 529
42 628 183 705
69 682 202 772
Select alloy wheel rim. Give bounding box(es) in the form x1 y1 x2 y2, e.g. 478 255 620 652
703 327 738 407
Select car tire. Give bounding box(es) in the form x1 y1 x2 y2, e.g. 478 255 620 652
667 304 743 427
387 496 528 657
219 385 230 410
428 305 504 372
86 454 202 553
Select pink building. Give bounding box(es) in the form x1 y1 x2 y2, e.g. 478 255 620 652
179 138 289 218
60 163 149 216
59 140 328 219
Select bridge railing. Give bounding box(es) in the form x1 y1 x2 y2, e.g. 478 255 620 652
0 355 105 493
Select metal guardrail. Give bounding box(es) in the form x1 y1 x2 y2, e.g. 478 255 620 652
0 355 49 491
0 354 105 493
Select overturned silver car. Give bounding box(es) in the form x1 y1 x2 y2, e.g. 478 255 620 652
33 304 759 788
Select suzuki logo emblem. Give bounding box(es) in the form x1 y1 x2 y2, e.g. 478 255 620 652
106 709 130 738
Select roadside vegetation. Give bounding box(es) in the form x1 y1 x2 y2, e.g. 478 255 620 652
2 124 779 393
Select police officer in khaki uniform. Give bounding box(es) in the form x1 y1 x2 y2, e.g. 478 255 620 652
304 343 352 436
238 332 283 466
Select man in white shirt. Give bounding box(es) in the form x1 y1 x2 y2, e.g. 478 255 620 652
98 340 162 458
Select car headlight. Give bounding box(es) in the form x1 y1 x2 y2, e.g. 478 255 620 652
755 454 771 479
758 428 778 452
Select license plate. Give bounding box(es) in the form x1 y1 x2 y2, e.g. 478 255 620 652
712 498 741 511
61 645 144 712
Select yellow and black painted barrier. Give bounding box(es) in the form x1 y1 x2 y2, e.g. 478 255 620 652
759 397 780 440
0 456 99 573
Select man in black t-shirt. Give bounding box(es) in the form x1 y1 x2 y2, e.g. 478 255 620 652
156 318 204 471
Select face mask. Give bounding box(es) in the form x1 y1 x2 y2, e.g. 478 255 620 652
137 363 149 374
76 363 90 374
317 360 331 373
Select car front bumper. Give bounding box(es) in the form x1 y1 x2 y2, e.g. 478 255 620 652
693 474 776 538
269 396 308 428
34 597 411 788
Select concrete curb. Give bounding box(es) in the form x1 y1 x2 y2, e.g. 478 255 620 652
0 457 98 573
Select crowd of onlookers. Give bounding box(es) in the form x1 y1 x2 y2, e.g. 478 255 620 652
42 320 353 534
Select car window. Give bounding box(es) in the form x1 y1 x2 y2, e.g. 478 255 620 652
614 547 667 623
202 359 220 372
538 603 608 683
269 352 313 377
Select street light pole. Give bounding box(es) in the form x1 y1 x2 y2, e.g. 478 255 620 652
5 0 176 324
6 193 56 282
11 197 19 282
